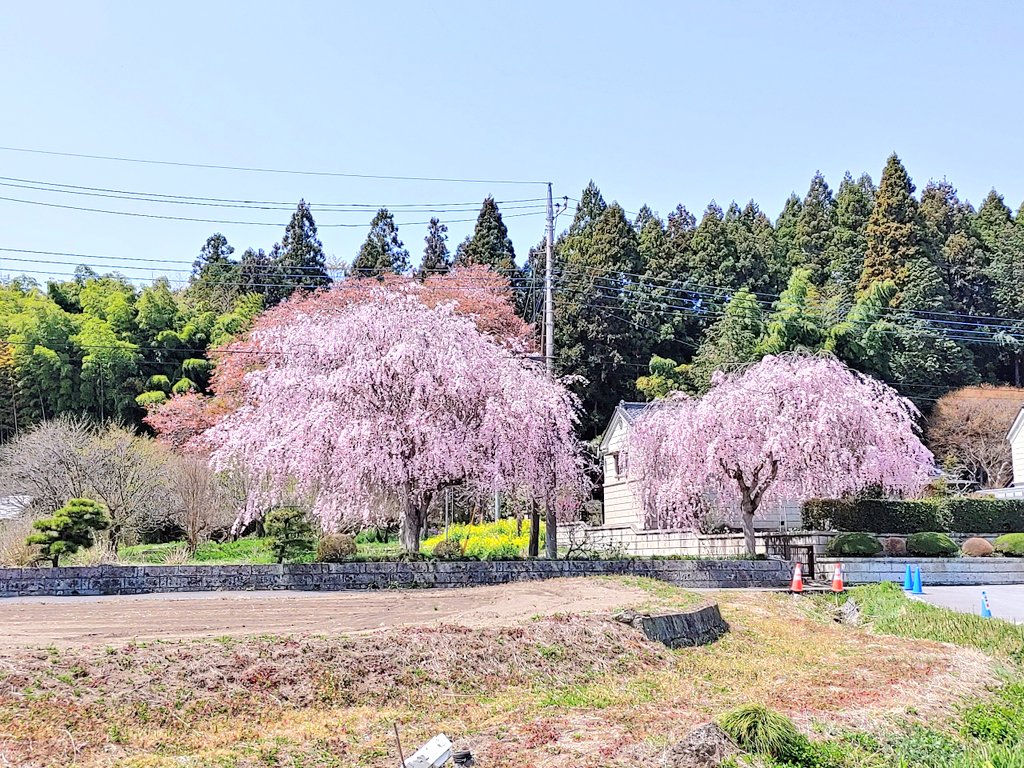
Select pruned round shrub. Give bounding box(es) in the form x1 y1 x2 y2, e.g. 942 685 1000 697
907 531 959 557
316 534 357 562
825 532 882 557
431 538 463 560
993 533 1024 557
882 536 907 556
717 704 809 764
961 537 994 557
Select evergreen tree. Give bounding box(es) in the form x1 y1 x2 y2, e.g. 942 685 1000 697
830 173 875 299
239 248 275 296
858 154 951 311
726 200 784 293
420 217 451 274
978 190 1024 318
790 172 837 284
267 200 331 303
756 268 827 355
189 233 239 313
689 202 738 295
920 181 993 316
351 208 411 277
687 288 765 392
774 193 803 268
556 198 648 435
454 196 516 272
569 181 607 237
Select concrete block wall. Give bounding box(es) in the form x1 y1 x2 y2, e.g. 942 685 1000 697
0 558 793 598
818 557 1024 586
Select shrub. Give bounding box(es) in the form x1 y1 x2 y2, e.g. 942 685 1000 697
134 390 168 407
717 704 809 764
993 533 1024 557
961 537 994 557
907 532 959 557
146 374 171 393
316 534 357 562
825 532 882 557
803 497 1024 534
171 377 197 395
431 538 463 560
882 536 907 556
263 507 315 563
423 519 542 560
27 498 110 567
0 516 38 567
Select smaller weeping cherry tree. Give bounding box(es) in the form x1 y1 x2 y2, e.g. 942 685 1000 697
203 289 586 554
627 353 935 554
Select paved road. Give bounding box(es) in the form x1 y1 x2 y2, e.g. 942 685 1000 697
914 585 1024 623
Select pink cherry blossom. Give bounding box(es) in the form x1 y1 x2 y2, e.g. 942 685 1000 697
627 353 935 552
203 288 586 552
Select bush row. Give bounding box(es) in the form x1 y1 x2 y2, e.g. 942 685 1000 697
803 497 1024 534
824 531 1024 558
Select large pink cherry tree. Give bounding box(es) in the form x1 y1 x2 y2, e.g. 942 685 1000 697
627 354 935 553
202 288 586 554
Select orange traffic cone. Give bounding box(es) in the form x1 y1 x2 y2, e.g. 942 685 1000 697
789 562 804 593
831 562 845 593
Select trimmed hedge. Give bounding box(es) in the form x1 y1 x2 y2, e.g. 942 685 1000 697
825 532 882 557
803 497 1024 534
993 533 1024 557
906 532 959 557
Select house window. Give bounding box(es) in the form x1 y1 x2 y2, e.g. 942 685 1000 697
612 451 629 479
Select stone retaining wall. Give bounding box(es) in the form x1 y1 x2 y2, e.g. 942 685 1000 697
818 557 1024 586
0 558 792 598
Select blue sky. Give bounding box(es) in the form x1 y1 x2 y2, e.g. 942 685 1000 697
1 1 1021 285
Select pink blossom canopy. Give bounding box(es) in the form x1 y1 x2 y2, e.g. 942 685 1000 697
203 289 586 530
627 354 936 529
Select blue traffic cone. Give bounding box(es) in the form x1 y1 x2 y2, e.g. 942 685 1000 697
903 564 913 591
981 591 992 619
911 566 924 595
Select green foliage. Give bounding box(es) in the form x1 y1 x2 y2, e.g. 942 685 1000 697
263 507 315 564
454 196 516 273
134 390 167 407
993 533 1024 556
803 497 1024 534
636 355 690 399
422 518 542 560
431 538 463 559
171 377 197 395
825 532 882 557
718 704 810 764
961 683 1024 745
28 497 110 567
906 531 959 557
351 207 411 276
829 582 1024 660
146 374 171 393
315 533 357 562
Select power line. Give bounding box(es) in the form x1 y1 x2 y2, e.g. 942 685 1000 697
0 145 549 185
0 193 548 228
0 176 547 210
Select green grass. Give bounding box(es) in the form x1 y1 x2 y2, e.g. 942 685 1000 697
118 536 398 565
832 582 1024 662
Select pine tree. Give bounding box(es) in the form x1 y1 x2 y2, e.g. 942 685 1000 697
726 200 784 293
830 172 875 299
920 181 993 315
774 193 803 268
453 196 516 273
689 202 738 295
858 154 951 311
556 199 649 435
351 208 411 277
239 248 275 296
569 181 607 237
420 217 451 275
189 233 239 312
978 190 1024 318
268 200 331 303
790 172 837 284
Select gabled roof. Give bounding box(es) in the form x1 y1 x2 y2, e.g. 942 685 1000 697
1009 406 1024 445
598 401 658 454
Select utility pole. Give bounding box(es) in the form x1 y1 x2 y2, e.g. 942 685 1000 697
543 182 557 559
544 182 555 374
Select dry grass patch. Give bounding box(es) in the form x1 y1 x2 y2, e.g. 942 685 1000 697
0 579 999 767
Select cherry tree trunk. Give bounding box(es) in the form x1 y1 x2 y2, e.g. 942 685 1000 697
528 503 540 557
544 502 557 559
740 492 757 556
399 500 423 554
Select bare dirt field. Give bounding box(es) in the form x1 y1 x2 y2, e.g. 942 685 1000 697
0 578 651 648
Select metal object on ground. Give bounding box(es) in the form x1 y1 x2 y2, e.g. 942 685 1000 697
403 734 453 768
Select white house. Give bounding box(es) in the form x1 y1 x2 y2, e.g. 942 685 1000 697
597 401 802 532
987 407 1024 499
